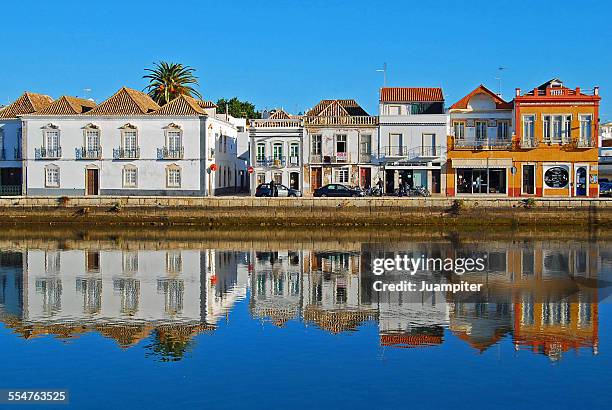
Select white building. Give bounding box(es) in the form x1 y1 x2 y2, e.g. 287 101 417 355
304 99 378 193
0 92 53 195
448 85 514 196
21 87 243 196
249 109 304 193
377 87 447 194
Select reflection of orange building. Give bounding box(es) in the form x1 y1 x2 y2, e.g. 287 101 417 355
447 79 600 197
513 299 598 360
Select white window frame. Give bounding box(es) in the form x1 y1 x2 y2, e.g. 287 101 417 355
475 120 487 141
290 143 300 164
453 121 466 140
43 125 60 152
335 167 349 184
497 120 510 140
311 135 322 155
579 114 593 143
256 143 266 161
335 135 347 154
83 124 101 151
166 165 182 188
122 165 138 188
45 164 60 188
522 115 535 142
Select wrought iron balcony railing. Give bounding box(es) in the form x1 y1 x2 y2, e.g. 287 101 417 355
76 147 102 160
157 147 184 160
113 148 140 159
452 139 513 150
576 138 595 148
520 138 539 149
307 153 351 163
255 156 286 167
35 147 62 159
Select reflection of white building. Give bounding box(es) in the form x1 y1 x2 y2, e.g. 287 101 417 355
250 250 303 326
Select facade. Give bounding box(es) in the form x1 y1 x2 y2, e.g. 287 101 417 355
303 99 378 193
448 79 600 197
0 92 53 195
248 109 304 193
21 88 243 196
446 85 515 196
377 87 447 194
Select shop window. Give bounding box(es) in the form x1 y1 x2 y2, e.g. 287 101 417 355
457 168 506 194
544 166 569 189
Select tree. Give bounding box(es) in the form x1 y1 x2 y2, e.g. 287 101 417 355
143 61 202 105
215 97 261 119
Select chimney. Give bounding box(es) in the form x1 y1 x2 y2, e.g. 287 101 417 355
594 86 600 96
576 87 581 94
515 88 521 97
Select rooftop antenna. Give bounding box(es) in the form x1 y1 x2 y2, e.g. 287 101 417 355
376 63 387 87
495 67 506 97
83 88 92 101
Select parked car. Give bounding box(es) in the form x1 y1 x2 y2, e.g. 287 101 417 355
313 184 365 197
600 178 612 197
255 183 302 197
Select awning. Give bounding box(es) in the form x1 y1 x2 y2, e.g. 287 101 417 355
451 158 513 168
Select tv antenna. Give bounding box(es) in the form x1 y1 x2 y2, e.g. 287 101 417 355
376 63 387 87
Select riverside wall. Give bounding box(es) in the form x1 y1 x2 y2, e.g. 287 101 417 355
0 196 610 227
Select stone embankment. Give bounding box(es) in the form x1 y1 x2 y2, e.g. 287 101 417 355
0 196 610 227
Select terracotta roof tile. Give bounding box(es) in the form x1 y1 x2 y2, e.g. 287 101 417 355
450 85 513 110
380 87 444 103
85 87 159 116
197 100 217 109
149 94 208 116
307 99 369 117
0 92 53 118
269 109 291 119
33 96 96 115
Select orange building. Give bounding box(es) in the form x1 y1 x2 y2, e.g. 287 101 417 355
447 79 600 197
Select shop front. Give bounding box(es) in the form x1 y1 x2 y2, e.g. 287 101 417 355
451 158 512 196
382 165 442 195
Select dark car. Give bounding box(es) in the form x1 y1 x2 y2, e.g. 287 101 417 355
255 183 302 197
313 184 365 197
600 178 612 197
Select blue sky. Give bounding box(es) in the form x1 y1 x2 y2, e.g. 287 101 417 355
1 0 610 119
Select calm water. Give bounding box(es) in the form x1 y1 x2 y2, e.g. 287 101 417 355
1 228 611 409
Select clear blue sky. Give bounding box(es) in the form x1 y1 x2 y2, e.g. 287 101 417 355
1 0 610 120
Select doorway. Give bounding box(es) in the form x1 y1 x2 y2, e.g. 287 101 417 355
360 168 371 189
290 172 299 190
311 168 322 190
575 166 587 196
86 168 99 195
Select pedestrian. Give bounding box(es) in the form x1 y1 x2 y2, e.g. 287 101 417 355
269 179 275 197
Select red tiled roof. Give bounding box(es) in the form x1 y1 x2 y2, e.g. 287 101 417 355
150 94 208 116
85 87 160 115
0 92 53 118
450 85 513 110
380 87 444 103
307 99 369 117
34 96 96 115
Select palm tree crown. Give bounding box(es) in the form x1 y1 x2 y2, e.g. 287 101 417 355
143 61 202 105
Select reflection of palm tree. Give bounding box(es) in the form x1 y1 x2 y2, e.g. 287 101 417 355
144 327 195 362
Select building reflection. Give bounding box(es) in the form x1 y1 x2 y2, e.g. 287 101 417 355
0 249 249 360
0 237 605 362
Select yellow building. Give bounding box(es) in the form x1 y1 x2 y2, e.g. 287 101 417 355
447 79 600 197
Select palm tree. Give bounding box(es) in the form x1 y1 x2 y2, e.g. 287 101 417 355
143 61 202 105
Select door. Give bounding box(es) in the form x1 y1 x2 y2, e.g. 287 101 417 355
311 168 322 190
87 169 99 195
289 172 299 190
431 169 441 194
360 168 371 189
522 165 535 195
576 167 587 196
385 169 395 194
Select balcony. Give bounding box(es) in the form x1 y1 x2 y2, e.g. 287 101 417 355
35 147 62 159
113 147 141 159
308 153 351 164
359 153 372 163
520 138 539 149
287 156 300 167
0 185 21 196
255 156 287 168
452 138 513 150
157 147 184 160
76 147 102 160
576 138 595 148
376 145 444 162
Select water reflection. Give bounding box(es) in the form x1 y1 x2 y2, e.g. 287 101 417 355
0 233 608 362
